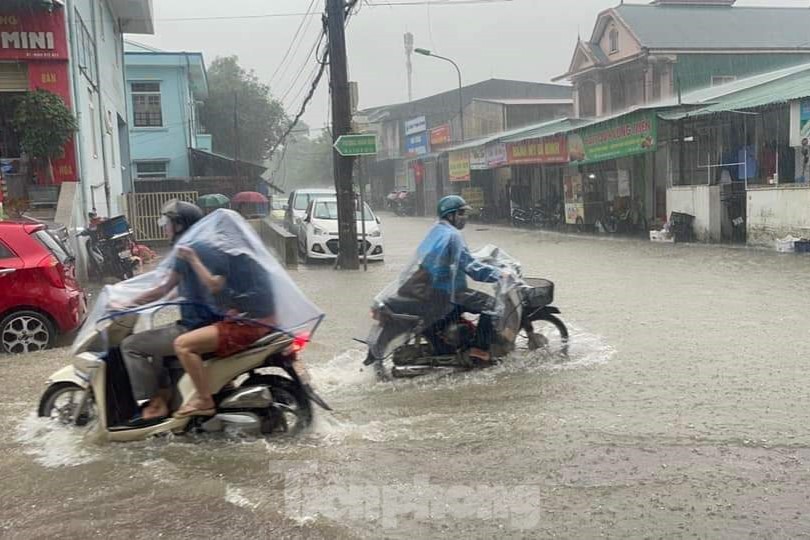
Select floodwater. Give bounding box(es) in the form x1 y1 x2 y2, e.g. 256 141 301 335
2 216 810 538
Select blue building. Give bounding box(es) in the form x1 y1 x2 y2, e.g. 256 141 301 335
123 41 211 187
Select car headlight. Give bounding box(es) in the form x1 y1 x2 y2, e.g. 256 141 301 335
370 230 381 238
313 226 327 236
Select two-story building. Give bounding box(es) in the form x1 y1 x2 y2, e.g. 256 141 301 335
556 0 810 119
363 78 572 213
124 41 211 187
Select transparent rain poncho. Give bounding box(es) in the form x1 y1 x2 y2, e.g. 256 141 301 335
73 209 324 354
367 220 523 359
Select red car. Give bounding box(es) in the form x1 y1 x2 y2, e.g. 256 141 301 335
0 221 87 354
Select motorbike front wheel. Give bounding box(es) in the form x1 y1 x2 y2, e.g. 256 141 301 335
38 383 96 426
519 314 569 357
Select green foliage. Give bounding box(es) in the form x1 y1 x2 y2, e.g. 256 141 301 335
12 89 77 160
201 56 288 163
271 127 334 190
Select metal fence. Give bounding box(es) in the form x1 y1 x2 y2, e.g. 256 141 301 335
124 191 198 242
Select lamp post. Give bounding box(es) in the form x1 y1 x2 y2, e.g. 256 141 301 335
414 48 464 142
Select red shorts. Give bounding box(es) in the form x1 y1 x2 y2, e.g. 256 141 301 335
214 320 270 357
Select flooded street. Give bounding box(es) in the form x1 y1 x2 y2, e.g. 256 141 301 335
3 215 810 538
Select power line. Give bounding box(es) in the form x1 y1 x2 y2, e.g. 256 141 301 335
268 0 320 86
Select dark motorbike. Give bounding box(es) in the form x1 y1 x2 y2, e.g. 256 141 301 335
362 246 569 379
80 215 138 281
393 191 416 217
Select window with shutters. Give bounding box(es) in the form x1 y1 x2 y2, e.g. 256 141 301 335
131 82 163 127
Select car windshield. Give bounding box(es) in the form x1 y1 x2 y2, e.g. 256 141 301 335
313 201 375 221
294 192 333 211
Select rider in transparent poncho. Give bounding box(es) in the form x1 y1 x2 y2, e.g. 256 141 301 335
368 195 505 363
75 206 323 423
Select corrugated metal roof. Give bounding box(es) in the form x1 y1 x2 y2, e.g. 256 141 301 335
475 98 573 106
500 118 585 143
615 4 810 50
659 63 810 120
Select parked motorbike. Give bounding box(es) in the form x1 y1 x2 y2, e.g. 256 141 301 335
511 205 532 227
38 210 331 442
361 245 569 379
393 191 415 216
78 215 138 281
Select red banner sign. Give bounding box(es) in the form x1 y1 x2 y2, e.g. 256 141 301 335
430 124 451 147
0 11 68 60
507 136 568 165
27 62 76 183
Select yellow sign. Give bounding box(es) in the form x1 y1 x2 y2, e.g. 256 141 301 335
448 150 470 182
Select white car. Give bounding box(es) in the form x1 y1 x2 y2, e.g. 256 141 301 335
284 188 336 236
298 198 384 262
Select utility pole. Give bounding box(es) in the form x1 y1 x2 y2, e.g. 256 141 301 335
233 92 240 182
326 0 359 269
404 32 413 102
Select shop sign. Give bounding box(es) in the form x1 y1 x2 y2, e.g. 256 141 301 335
0 11 68 60
405 116 427 136
405 131 429 156
470 146 487 170
506 136 568 165
486 143 507 168
563 174 584 225
430 124 451 147
448 150 470 182
569 111 657 164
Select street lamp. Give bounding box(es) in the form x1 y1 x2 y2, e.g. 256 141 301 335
414 48 464 142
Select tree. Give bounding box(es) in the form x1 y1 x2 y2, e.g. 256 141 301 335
12 88 77 185
201 56 288 163
270 127 334 191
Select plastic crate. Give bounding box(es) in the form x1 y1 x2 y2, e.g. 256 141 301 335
522 277 554 308
98 215 131 239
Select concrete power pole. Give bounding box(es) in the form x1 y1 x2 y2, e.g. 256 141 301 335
404 32 413 102
326 0 359 269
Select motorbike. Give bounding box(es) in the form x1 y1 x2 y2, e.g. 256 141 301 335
511 205 532 227
393 191 415 217
362 245 569 379
78 215 138 281
38 310 329 441
38 209 331 442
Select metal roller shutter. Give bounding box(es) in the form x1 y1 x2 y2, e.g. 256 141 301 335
0 63 28 92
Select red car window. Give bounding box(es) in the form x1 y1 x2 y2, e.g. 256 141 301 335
0 240 15 260
32 230 70 265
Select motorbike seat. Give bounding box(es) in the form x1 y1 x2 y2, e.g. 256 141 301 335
163 332 286 369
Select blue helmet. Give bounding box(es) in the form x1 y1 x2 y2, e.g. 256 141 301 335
437 195 471 219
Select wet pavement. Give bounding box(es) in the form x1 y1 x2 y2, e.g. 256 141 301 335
2 215 810 538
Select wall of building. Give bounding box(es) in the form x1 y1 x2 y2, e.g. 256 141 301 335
747 185 810 246
70 0 129 217
666 185 722 242
126 63 194 178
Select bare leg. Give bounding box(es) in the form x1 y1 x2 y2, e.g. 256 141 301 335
174 326 219 414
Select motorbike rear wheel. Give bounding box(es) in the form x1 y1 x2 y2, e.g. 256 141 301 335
242 374 312 436
519 314 569 357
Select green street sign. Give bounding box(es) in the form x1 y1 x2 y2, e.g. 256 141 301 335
334 134 377 156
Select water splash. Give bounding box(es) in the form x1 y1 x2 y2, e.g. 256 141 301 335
15 413 99 468
225 485 261 510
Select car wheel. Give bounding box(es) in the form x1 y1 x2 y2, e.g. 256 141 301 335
1 310 57 354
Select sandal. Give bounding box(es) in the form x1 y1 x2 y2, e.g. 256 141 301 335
173 405 216 418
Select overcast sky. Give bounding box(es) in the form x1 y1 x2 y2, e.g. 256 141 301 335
133 0 809 133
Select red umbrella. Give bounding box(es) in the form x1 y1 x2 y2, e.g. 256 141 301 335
232 191 268 204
